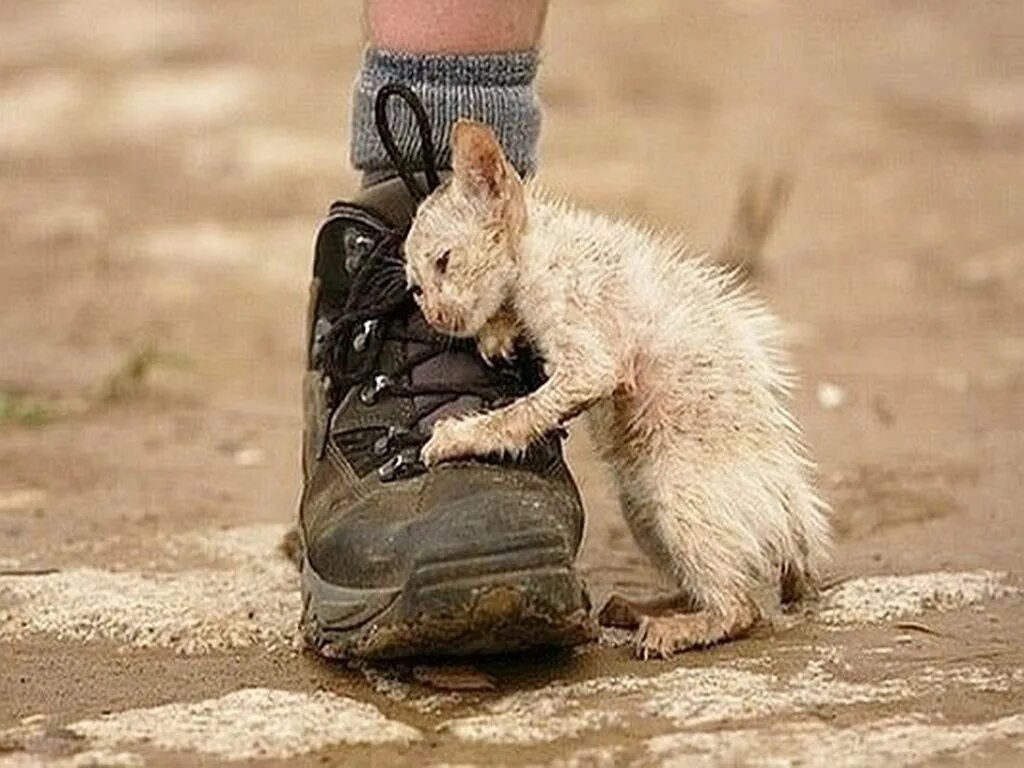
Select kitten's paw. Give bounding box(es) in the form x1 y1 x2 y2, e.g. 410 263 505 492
421 417 484 467
476 318 518 365
634 614 707 660
632 603 760 659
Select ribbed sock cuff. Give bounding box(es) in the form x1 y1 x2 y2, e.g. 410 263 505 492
351 47 541 183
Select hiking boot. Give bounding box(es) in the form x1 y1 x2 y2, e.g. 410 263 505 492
298 175 595 659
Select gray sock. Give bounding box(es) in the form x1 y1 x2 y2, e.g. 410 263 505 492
351 47 541 185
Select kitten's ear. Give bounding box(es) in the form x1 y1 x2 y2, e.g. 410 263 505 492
450 119 526 234
451 119 520 204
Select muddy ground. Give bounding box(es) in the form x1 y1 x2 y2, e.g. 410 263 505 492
1 1 1023 765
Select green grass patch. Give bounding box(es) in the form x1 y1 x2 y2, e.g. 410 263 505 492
97 341 192 403
0 391 68 427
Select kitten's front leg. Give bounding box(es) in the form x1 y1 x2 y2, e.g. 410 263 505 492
421 365 613 467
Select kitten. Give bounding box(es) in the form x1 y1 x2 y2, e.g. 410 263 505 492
404 120 830 658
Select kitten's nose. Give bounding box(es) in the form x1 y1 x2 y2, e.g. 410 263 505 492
426 306 462 335
423 305 444 329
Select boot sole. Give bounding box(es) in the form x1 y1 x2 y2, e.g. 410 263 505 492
300 539 596 659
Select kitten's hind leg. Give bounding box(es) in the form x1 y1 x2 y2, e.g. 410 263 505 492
612 446 772 659
597 592 700 629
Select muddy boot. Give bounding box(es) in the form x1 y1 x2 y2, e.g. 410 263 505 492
298 175 596 659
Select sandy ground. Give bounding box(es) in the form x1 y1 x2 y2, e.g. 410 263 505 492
1 0 1023 765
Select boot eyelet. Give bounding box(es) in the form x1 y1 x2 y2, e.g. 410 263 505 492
353 320 378 352
377 449 420 482
360 374 391 405
377 452 407 482
343 227 377 274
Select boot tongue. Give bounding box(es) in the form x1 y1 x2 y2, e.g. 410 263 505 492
334 179 515 432
404 313 492 430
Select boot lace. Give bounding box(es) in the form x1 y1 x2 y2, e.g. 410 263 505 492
313 85 544 482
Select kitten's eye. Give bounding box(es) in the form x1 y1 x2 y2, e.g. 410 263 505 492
435 250 451 275
409 284 423 298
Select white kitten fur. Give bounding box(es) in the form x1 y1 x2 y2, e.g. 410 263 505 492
405 120 830 655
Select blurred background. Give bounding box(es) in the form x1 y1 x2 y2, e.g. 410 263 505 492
1 0 1023 761
2 0 1021 577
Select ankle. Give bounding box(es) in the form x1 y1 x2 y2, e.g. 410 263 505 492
350 47 541 185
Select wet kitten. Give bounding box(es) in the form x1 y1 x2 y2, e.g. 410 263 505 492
404 120 830 658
